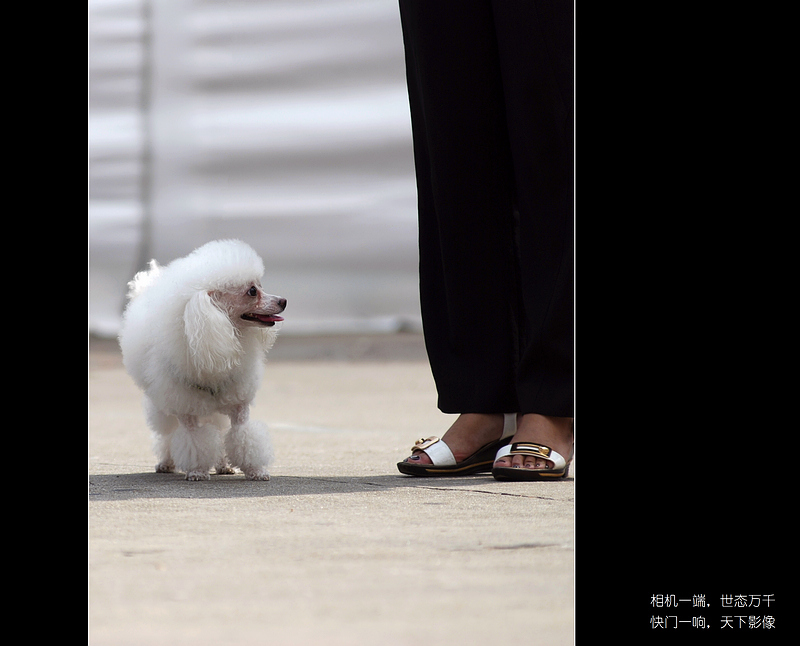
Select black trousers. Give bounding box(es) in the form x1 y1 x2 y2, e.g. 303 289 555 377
399 0 573 417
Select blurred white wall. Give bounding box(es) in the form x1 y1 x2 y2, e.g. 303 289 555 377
89 0 420 338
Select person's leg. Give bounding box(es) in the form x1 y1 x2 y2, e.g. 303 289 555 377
398 0 521 467
399 0 519 417
491 0 575 470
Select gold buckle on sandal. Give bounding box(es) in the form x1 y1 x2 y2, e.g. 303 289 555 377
510 442 551 459
412 436 440 452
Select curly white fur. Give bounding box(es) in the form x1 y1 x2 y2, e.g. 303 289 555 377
118 239 285 481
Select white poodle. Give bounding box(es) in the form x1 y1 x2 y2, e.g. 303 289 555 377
118 239 286 481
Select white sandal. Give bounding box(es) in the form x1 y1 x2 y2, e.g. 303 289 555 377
397 414 516 476
492 442 573 480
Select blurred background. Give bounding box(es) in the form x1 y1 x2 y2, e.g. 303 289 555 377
89 0 421 339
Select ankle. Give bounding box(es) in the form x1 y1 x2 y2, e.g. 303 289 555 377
445 413 505 440
518 412 572 428
439 414 505 460
515 414 574 447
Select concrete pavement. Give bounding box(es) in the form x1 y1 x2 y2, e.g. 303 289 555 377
89 334 575 645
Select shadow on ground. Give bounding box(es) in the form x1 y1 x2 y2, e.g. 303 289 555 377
89 471 573 501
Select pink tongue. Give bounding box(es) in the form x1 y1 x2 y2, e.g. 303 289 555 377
256 314 283 323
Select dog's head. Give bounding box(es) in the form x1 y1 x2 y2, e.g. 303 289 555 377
210 283 286 330
181 240 287 375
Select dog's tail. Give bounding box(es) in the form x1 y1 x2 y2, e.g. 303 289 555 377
126 259 162 300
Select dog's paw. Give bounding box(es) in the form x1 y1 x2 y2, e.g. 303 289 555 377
185 470 211 481
215 458 236 475
244 469 270 481
155 461 176 473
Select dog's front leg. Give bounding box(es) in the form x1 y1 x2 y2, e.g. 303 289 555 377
224 404 273 481
228 404 250 428
172 414 221 481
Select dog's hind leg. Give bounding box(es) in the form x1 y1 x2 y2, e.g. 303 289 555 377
207 414 236 474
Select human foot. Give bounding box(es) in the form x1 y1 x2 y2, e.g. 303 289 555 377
403 413 507 466
493 414 574 471
397 413 516 476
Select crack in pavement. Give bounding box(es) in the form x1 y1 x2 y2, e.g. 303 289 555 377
308 476 573 503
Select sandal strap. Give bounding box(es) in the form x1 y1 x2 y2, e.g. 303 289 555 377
501 413 517 439
410 415 517 467
494 442 567 470
411 436 456 466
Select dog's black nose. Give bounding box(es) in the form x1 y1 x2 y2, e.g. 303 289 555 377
278 298 287 311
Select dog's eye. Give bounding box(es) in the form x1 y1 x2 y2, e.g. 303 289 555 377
247 286 258 297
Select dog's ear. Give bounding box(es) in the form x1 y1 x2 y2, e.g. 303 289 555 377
184 291 242 375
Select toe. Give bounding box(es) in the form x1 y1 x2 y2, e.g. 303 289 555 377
406 451 432 465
